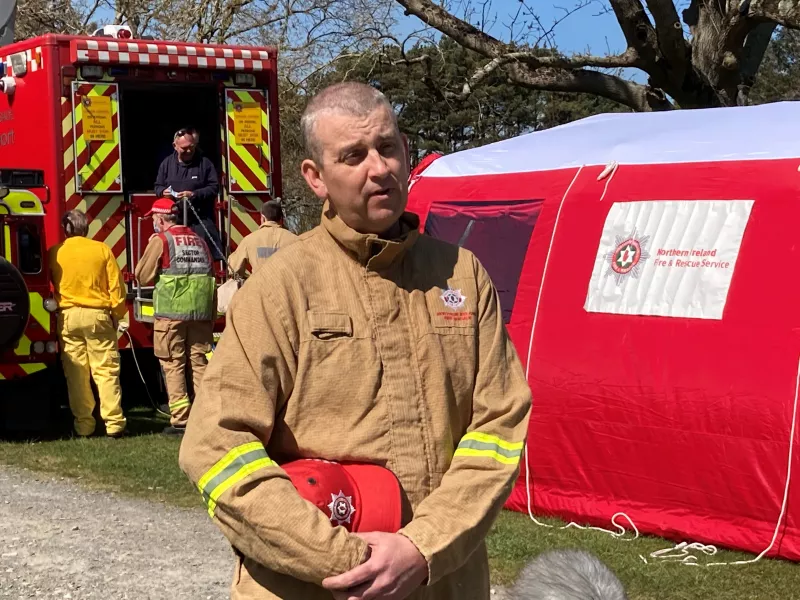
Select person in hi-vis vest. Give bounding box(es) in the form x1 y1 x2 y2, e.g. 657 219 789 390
135 198 216 435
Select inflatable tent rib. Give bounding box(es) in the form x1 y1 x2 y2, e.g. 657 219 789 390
406 101 800 560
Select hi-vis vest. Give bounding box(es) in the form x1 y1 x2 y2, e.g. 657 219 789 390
153 227 215 321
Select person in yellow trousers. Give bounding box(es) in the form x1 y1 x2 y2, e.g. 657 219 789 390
135 198 216 436
48 210 127 438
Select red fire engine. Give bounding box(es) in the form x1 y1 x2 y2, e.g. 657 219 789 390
0 25 281 429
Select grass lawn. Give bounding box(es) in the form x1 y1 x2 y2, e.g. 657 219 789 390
1 407 798 598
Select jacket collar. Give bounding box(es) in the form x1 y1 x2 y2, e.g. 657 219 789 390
259 221 282 230
174 149 202 167
321 200 420 270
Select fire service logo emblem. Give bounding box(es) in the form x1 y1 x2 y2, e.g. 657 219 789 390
606 230 650 285
440 288 466 310
328 490 356 526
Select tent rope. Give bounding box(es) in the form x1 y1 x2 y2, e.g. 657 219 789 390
647 352 800 567
521 159 799 567
523 163 639 537
597 161 619 201
524 165 588 529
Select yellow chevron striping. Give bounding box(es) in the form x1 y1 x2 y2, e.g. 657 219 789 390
103 218 126 253
20 363 47 375
87 196 121 239
91 158 121 192
73 84 120 192
116 250 127 271
14 334 31 356
231 144 267 187
28 293 50 332
3 224 11 259
234 203 260 233
228 162 250 192
64 137 75 172
225 91 269 191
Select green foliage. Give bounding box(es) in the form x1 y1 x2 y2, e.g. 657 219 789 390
750 27 800 104
276 37 626 229
305 38 624 167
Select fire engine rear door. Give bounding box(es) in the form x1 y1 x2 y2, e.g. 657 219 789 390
71 82 123 194
224 89 272 194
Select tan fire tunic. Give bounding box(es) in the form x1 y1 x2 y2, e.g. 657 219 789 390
179 202 532 599
227 220 299 277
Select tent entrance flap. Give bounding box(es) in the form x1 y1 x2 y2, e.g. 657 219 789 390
424 199 542 323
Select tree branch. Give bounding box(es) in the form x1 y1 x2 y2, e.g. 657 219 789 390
506 63 674 111
608 0 661 68
746 0 800 28
394 0 513 59
740 22 777 82
644 0 688 81
395 48 642 70
394 0 672 110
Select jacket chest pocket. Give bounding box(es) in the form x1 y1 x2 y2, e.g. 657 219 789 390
300 310 360 370
307 311 353 341
294 311 383 433
424 278 478 336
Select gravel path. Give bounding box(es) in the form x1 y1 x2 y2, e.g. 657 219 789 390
0 467 233 599
0 466 515 599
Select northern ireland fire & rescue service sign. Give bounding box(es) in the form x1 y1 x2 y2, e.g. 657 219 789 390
584 200 754 320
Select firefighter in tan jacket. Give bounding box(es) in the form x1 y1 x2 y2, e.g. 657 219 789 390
135 198 216 435
179 82 532 600
228 200 298 278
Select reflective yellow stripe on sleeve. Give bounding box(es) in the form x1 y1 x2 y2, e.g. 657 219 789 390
453 431 524 466
198 441 277 517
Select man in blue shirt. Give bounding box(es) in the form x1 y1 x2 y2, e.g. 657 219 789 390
154 128 223 261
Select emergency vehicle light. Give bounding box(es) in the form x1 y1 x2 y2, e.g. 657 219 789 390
46 341 58 354
92 24 133 39
43 298 57 312
0 76 15 95
32 341 44 354
234 73 255 87
80 65 104 79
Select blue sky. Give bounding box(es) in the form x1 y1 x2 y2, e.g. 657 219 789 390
95 0 633 77
393 1 640 81
396 0 627 55
96 1 626 56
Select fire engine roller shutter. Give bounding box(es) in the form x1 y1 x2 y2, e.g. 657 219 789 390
0 257 30 352
225 89 271 194
71 82 123 194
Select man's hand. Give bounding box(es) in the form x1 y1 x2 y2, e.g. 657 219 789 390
161 189 173 198
322 532 427 600
177 190 195 199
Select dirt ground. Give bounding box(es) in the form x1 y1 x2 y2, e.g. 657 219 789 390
0 466 233 599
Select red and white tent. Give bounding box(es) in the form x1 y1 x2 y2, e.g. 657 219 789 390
406 101 800 560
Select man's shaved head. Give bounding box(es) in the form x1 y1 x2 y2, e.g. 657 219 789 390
301 82 396 165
